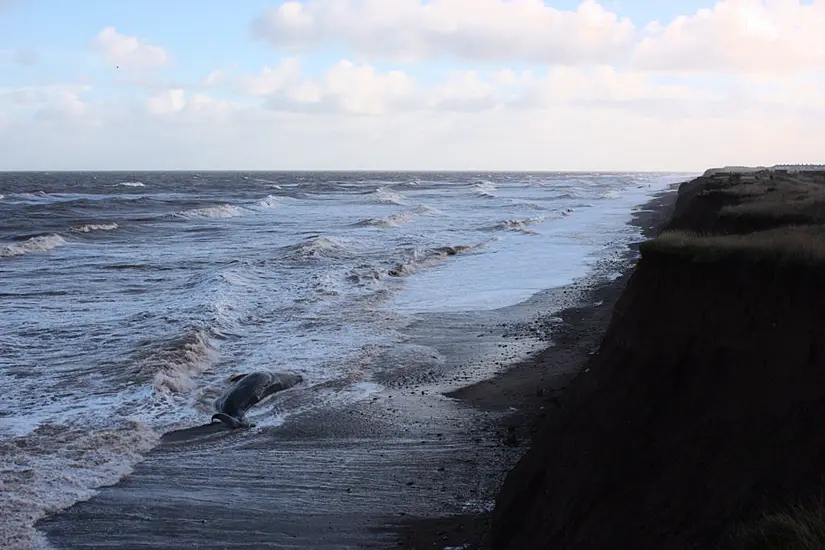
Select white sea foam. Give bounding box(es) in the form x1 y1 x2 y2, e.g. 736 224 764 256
0 235 67 258
356 210 416 228
256 195 281 208
72 223 119 233
0 421 160 550
473 181 497 199
143 329 220 394
493 217 545 235
179 204 246 219
387 244 482 277
118 182 145 188
371 187 405 205
289 236 352 260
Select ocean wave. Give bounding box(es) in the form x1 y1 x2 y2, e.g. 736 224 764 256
287 236 353 261
7 191 52 204
474 182 497 199
387 244 481 277
355 210 416 228
71 223 119 234
256 195 281 208
355 204 437 229
136 328 220 394
371 187 405 205
178 204 246 219
506 201 544 211
491 217 545 235
0 420 159 550
118 181 145 187
0 234 66 258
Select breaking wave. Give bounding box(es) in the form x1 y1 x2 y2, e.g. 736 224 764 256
371 187 405 205
287 236 353 261
0 421 159 550
490 217 545 235
387 244 482 277
257 195 281 208
118 182 145 188
355 205 438 228
355 211 415 228
135 328 220 394
72 223 119 233
178 204 246 219
0 234 67 258
474 182 497 199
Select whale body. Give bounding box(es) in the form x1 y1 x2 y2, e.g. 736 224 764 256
211 371 303 429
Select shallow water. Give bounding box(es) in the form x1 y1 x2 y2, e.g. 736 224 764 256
0 171 687 548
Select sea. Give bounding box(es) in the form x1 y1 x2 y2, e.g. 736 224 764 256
0 171 687 548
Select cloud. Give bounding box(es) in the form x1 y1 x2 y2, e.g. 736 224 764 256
92 27 168 69
252 0 635 64
238 59 508 115
146 89 186 115
0 85 90 120
239 58 302 96
204 69 226 87
634 0 825 73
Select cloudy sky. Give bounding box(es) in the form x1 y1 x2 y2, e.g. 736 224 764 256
0 0 822 171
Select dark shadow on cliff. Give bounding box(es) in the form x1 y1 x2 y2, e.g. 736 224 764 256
491 170 825 550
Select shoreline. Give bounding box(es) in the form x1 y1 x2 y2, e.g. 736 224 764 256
35 184 682 550
393 185 681 548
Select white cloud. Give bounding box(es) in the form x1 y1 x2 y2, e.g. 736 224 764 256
4 57 825 171
146 89 186 115
92 27 168 70
204 69 226 87
239 58 302 96
0 85 90 119
252 0 635 64
634 0 825 73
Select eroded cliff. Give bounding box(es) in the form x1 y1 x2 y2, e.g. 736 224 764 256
492 170 825 549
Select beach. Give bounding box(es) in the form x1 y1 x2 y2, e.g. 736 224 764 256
0 172 682 549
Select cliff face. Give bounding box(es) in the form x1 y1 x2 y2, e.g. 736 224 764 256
491 171 825 549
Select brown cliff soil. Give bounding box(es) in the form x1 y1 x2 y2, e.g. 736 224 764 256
491 170 825 550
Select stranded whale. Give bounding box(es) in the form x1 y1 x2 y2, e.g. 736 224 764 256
211 371 303 429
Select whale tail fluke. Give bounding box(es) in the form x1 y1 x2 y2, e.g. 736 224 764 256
211 412 252 429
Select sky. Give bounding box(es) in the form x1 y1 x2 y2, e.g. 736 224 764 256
0 0 823 171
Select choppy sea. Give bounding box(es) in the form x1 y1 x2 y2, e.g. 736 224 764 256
0 171 686 548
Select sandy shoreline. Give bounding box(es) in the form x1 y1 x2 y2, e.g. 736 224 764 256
394 186 680 549
36 185 681 549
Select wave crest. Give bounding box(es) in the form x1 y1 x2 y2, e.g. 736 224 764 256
178 204 246 219
288 236 352 261
257 195 281 208
1 234 66 258
72 223 119 233
135 328 220 394
371 187 405 205
492 217 545 235
119 182 145 187
388 244 480 277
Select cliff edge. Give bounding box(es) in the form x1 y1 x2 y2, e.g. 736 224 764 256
491 169 825 549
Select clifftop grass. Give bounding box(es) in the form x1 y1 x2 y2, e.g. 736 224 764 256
640 226 825 266
730 499 825 550
641 172 825 266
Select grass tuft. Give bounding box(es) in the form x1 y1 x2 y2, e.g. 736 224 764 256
640 225 825 266
731 499 825 550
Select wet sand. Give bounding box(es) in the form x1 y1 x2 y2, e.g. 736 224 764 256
37 186 679 549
